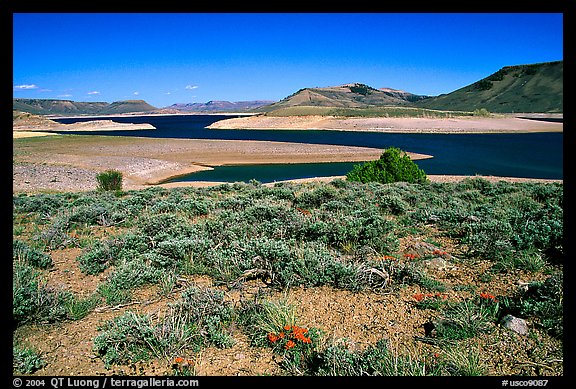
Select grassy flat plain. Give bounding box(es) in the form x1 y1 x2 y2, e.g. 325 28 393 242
13 177 563 376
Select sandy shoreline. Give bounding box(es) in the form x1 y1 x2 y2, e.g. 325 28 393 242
12 114 563 193
14 135 418 192
13 132 562 193
206 115 563 133
13 119 156 134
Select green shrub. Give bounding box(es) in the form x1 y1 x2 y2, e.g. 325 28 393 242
13 239 53 269
13 262 70 326
94 286 234 368
13 344 46 374
93 311 167 367
473 108 491 117
96 169 123 191
346 147 428 184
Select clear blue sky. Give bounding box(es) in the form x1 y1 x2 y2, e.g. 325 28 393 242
12 12 563 108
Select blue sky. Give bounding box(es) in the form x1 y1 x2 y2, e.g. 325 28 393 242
12 13 563 108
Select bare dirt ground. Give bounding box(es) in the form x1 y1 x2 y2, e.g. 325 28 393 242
13 232 563 377
206 114 563 134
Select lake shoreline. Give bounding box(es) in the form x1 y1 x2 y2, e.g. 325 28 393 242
13 114 563 193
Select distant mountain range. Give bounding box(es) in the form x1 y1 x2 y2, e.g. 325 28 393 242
13 60 562 116
166 100 275 112
12 99 158 116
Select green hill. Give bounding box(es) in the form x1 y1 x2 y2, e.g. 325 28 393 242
12 98 158 116
415 61 563 113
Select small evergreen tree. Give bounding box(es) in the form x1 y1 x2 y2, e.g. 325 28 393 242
346 147 428 184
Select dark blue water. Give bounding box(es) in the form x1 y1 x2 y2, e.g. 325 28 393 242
54 114 564 183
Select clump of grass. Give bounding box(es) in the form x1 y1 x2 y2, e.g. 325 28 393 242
93 311 166 367
64 293 101 320
441 343 488 376
432 293 500 341
308 338 443 376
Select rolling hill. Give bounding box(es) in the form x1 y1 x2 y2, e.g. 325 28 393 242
257 83 430 113
12 98 158 116
415 60 563 113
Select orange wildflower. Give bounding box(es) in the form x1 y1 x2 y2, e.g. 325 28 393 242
284 340 296 350
413 293 426 301
479 292 497 301
174 357 184 364
268 333 279 343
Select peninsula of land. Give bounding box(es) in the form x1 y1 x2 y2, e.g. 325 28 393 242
206 114 563 134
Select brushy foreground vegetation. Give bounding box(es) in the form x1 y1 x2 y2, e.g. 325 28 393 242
13 178 563 376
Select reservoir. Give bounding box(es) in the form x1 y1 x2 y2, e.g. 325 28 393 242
54 114 563 183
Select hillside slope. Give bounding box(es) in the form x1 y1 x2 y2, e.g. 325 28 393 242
415 60 563 113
